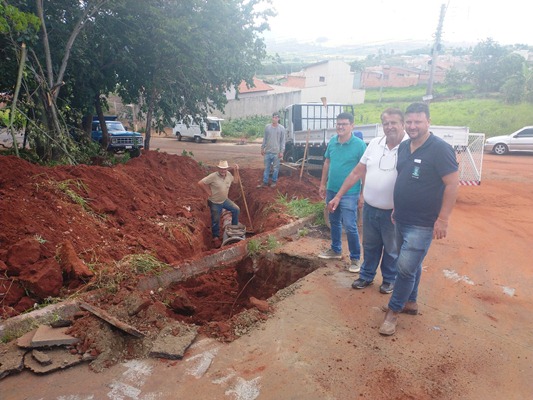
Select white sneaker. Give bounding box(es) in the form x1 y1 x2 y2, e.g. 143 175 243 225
318 249 342 260
348 258 362 273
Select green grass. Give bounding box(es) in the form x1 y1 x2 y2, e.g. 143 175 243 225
357 86 533 137
222 115 270 139
276 194 325 223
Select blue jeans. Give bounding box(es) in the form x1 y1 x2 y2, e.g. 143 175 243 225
359 203 398 284
263 152 280 184
208 199 240 238
387 223 433 312
326 190 361 260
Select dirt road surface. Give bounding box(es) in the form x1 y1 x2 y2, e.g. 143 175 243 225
2 138 532 399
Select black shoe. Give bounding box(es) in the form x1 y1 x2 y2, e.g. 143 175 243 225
352 278 373 289
379 282 394 294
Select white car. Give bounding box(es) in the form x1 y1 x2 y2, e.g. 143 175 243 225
484 126 533 155
172 116 223 143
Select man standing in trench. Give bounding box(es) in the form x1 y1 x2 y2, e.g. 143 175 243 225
198 160 240 248
380 102 459 336
328 108 408 294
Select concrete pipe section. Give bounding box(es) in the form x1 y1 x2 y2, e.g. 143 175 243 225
220 210 246 247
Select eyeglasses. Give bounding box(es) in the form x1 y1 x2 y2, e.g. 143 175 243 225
336 122 350 127
379 146 398 171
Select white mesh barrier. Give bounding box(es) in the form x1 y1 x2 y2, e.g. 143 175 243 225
455 133 485 185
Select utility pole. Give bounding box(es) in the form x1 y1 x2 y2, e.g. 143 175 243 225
425 4 447 102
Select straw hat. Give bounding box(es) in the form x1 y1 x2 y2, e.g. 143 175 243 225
217 160 229 169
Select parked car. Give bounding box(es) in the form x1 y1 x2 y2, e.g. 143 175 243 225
172 116 223 143
484 126 533 155
92 116 143 157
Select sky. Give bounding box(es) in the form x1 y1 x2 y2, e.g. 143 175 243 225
262 0 531 47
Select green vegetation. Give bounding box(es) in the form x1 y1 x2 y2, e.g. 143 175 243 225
222 115 270 140
246 235 279 256
53 179 89 210
123 254 171 275
356 89 532 137
89 253 171 293
1 1 271 163
276 194 325 225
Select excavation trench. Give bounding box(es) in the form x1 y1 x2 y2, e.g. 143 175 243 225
157 252 322 340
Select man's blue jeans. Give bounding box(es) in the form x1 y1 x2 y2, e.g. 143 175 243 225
208 199 240 238
387 223 433 312
326 190 361 260
359 203 398 284
262 152 280 184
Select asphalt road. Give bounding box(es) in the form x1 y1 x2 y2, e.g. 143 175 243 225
149 135 264 168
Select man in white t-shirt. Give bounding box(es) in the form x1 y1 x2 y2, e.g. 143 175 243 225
328 108 407 294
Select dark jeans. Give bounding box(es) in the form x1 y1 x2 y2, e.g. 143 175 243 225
359 203 398 284
208 199 240 238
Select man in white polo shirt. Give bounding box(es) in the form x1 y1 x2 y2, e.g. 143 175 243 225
327 108 407 294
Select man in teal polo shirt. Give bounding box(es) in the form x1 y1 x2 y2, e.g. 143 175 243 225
319 112 366 272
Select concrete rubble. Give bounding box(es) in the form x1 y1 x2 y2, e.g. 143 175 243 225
149 322 198 360
1 324 83 378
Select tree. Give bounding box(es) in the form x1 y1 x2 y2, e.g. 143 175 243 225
469 38 509 92
1 0 273 161
115 0 272 151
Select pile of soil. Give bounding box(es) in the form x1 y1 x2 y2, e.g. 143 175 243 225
0 151 320 316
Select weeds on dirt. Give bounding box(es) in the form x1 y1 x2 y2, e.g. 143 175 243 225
181 149 194 157
276 193 325 224
158 220 193 245
298 227 309 237
246 235 279 256
88 254 171 293
33 234 47 244
124 254 171 275
38 178 91 211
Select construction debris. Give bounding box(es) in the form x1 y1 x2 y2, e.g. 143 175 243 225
79 301 144 338
149 322 198 360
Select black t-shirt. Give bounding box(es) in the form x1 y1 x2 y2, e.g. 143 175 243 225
393 134 458 227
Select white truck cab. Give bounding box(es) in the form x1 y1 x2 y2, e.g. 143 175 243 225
172 116 223 143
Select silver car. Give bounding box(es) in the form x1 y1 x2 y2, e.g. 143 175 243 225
484 126 533 155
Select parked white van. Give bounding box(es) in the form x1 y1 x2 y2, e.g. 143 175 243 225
172 116 223 143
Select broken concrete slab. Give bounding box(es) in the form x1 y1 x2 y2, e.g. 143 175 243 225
16 328 37 349
32 349 52 365
24 347 85 374
79 301 144 338
149 322 198 360
30 325 79 347
0 341 27 380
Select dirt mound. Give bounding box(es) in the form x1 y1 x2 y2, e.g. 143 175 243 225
0 152 321 319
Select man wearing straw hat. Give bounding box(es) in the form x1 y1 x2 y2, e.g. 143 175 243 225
198 160 240 247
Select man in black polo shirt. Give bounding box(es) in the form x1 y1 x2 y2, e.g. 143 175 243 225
379 102 459 336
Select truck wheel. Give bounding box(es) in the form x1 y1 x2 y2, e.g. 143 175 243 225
211 140 217 143
129 148 141 158
493 143 508 155
176 133 182 141
194 136 202 143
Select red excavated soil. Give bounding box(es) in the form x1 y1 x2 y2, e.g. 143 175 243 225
0 151 320 319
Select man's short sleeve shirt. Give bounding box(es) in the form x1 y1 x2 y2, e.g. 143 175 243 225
393 134 458 226
324 135 367 194
201 171 234 204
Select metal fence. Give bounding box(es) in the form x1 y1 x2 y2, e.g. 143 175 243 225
456 133 485 186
